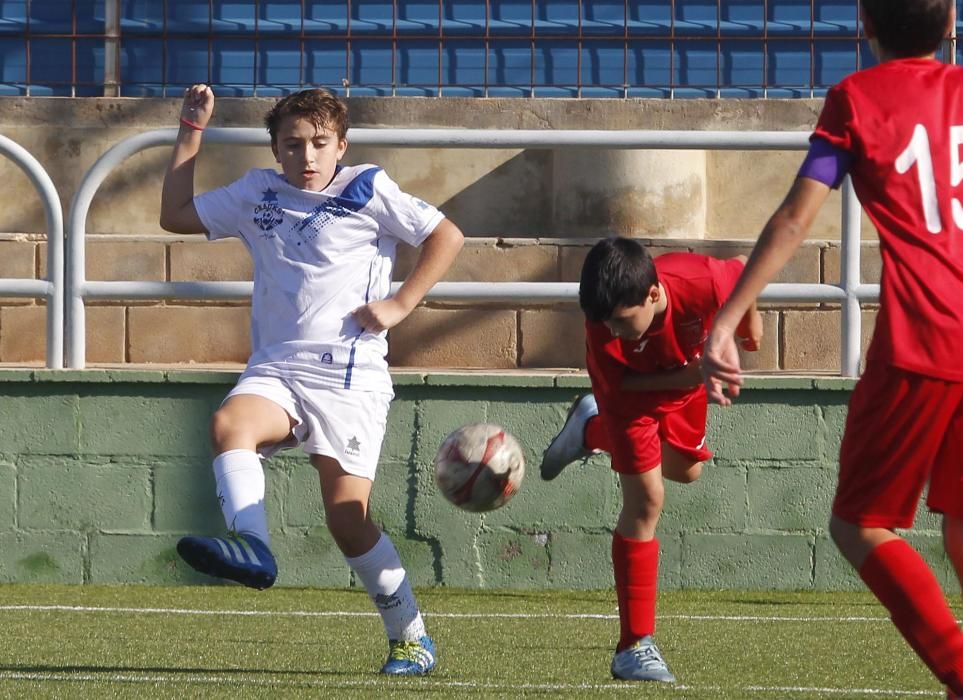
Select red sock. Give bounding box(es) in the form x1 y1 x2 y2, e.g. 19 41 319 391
584 415 610 452
612 532 659 651
859 539 963 693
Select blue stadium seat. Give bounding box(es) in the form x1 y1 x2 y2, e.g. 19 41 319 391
257 38 302 90
534 41 579 88
441 40 486 93
581 1 631 36
0 0 103 34
0 35 25 83
395 1 443 35
397 40 440 91
721 40 765 88
0 1 24 34
488 40 532 91
580 44 627 91
767 0 858 36
302 41 348 89
258 1 348 34
349 39 393 89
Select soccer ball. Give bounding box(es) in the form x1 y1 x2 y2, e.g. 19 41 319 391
434 423 525 512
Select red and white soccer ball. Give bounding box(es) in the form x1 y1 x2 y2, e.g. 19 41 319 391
434 423 525 512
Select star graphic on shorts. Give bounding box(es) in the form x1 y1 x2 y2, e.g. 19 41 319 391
347 436 361 452
261 188 278 202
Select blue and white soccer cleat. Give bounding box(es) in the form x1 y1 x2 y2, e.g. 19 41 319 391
540 393 599 481
176 533 277 590
380 635 436 676
611 636 676 682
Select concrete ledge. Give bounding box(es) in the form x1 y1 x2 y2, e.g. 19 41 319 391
8 368 859 391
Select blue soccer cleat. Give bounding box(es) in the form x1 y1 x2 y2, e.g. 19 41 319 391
540 394 600 481
611 636 676 682
380 635 436 676
176 533 277 590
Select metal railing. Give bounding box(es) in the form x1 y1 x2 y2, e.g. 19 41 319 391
0 135 64 368
66 126 876 373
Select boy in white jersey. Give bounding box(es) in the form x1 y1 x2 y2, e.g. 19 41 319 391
160 85 464 676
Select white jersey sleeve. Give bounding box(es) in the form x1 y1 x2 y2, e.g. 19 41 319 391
194 170 260 242
370 169 445 247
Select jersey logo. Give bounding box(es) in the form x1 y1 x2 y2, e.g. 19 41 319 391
253 188 284 232
632 338 650 353
345 435 362 457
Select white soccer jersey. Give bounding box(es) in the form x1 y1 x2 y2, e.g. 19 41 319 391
194 165 444 393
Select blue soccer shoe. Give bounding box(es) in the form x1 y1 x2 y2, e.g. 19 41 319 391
380 635 436 676
176 533 277 590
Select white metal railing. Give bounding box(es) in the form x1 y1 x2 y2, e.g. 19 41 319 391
66 128 877 373
0 135 64 368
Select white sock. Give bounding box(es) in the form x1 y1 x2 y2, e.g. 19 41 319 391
213 449 270 546
345 533 426 642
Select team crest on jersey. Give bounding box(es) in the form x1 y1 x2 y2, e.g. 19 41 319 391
253 188 284 232
320 352 333 364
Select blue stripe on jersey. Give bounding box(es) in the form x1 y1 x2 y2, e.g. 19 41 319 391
345 240 381 389
344 342 358 389
336 167 381 212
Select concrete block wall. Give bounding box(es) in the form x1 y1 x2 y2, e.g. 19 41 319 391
0 369 954 592
0 234 878 371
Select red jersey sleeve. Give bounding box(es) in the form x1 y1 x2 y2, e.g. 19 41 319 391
812 83 859 156
707 256 745 310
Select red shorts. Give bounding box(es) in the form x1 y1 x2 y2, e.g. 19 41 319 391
597 387 713 474
834 361 963 528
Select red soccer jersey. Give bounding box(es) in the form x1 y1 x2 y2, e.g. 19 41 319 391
812 58 963 381
585 253 744 410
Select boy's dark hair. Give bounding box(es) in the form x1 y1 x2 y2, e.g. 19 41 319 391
579 237 658 323
862 0 952 58
264 88 349 145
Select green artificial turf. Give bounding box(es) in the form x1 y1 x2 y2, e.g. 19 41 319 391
0 585 947 699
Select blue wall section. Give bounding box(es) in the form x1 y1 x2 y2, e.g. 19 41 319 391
1 0 951 96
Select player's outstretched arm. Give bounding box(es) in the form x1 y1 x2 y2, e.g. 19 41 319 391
160 84 214 234
704 176 830 405
353 218 465 333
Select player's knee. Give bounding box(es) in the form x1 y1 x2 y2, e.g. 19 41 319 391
664 461 702 484
209 408 250 448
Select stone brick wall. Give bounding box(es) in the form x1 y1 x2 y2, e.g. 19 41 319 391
0 370 954 591
0 234 877 372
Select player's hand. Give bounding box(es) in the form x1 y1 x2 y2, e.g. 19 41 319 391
180 84 214 129
702 324 744 406
736 308 764 352
353 298 411 333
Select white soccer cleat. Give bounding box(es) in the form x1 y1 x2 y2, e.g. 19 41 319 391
611 636 677 682
539 394 599 481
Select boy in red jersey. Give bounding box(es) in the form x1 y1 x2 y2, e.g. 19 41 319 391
702 1 963 696
540 236 761 682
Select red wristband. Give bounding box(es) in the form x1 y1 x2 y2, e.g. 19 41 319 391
179 116 205 131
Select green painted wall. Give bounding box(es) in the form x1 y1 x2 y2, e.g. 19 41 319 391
0 369 953 592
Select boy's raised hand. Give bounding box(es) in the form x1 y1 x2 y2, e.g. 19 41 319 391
181 84 214 130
